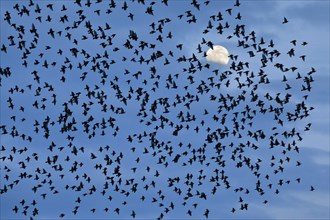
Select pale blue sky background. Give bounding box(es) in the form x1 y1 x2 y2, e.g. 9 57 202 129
1 0 329 219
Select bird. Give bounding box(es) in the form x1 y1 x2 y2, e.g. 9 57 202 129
282 17 288 24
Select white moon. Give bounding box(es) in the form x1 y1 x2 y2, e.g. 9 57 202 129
206 45 230 65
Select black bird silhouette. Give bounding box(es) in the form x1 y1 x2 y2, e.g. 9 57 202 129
282 17 288 24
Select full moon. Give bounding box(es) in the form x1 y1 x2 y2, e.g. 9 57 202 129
206 45 230 65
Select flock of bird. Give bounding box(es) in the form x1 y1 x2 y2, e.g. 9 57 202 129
0 0 316 219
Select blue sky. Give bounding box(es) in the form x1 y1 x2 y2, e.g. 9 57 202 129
0 0 329 219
